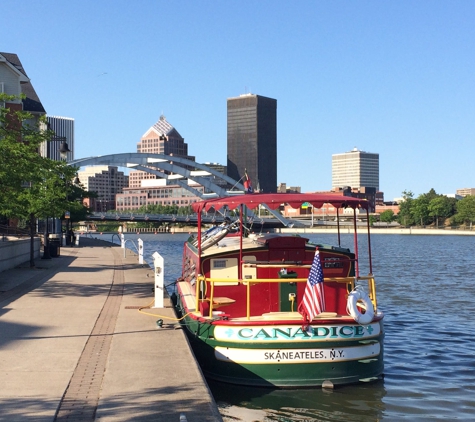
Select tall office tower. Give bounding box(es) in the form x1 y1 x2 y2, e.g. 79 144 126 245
227 94 277 193
41 116 75 161
332 147 379 191
137 115 194 158
131 115 195 188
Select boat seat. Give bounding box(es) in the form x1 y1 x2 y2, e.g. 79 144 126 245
199 297 235 317
212 297 236 307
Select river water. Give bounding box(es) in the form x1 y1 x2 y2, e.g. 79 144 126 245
110 232 475 421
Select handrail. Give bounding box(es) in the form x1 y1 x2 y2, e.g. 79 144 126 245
111 233 121 245
243 264 312 269
195 274 377 320
0 224 30 237
123 239 138 258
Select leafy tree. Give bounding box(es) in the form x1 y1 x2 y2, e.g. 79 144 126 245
412 194 432 226
425 188 439 202
397 190 415 226
380 210 395 223
428 196 456 228
454 195 475 228
368 215 377 226
0 93 87 266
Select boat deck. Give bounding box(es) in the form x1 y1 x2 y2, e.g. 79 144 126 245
178 281 357 323
199 233 263 256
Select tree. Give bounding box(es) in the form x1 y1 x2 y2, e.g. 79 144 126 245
412 194 432 226
397 190 414 226
428 196 456 228
454 195 475 228
380 210 395 223
1 93 87 266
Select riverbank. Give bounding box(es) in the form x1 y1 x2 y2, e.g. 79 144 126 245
82 225 475 236
279 226 475 235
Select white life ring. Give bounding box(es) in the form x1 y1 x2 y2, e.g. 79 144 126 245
347 288 375 325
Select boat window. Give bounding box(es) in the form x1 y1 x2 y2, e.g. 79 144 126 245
324 258 344 268
213 260 227 269
210 258 239 286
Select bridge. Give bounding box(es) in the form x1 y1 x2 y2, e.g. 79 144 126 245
86 212 301 229
68 153 295 227
68 153 247 198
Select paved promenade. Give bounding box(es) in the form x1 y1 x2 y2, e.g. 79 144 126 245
0 238 222 422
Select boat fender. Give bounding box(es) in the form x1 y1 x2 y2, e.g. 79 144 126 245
347 288 374 325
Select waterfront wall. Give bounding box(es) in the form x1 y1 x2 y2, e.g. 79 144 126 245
279 227 475 236
0 237 41 272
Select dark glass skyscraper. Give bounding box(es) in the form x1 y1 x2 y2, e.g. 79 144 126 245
227 94 277 193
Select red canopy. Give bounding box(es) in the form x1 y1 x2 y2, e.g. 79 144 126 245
192 193 369 213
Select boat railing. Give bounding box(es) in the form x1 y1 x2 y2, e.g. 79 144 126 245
195 274 377 320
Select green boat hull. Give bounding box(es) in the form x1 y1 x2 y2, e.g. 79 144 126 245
177 304 384 388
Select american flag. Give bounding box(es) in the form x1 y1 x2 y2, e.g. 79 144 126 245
298 249 326 322
243 168 253 194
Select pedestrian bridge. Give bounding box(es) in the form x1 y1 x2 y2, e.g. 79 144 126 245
86 212 298 229
68 152 246 198
69 153 296 227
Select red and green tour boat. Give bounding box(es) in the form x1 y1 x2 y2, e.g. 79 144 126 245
174 193 384 388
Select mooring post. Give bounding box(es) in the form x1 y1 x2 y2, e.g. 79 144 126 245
120 233 125 248
138 238 144 265
152 251 164 308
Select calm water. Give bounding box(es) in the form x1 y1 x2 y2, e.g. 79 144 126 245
111 232 475 421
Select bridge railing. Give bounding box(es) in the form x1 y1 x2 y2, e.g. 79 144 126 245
86 212 286 228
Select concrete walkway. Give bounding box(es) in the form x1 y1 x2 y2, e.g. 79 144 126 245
0 238 222 422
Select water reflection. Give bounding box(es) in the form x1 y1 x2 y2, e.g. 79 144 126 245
209 378 387 422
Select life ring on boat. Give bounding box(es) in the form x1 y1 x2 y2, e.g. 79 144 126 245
347 288 374 325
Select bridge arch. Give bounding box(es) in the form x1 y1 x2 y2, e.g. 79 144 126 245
68 153 245 198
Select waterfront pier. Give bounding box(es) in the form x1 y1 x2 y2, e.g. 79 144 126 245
0 238 222 422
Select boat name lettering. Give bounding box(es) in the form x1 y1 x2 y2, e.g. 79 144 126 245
264 349 345 361
236 325 366 340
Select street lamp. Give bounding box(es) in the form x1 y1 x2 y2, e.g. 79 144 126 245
59 141 76 245
42 141 70 259
59 141 71 160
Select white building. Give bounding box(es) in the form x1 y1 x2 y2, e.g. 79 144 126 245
332 147 379 191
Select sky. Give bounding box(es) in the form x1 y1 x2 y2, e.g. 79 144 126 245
3 1 475 200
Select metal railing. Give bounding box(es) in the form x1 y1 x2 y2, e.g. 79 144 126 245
0 224 30 239
123 239 138 258
195 273 377 320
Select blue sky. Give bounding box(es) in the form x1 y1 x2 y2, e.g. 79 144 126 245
4 1 475 200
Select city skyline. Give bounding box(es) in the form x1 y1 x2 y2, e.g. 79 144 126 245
3 2 475 200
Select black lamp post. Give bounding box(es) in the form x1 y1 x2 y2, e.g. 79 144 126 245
43 140 73 256
59 141 70 160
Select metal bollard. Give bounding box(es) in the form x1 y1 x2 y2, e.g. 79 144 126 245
152 251 164 308
138 238 143 264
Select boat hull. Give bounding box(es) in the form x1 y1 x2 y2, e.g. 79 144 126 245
176 301 384 388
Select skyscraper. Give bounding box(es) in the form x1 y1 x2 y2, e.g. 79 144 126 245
130 115 195 188
332 148 379 191
227 94 277 193
42 116 75 161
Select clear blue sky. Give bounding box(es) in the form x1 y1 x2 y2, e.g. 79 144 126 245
4 1 475 200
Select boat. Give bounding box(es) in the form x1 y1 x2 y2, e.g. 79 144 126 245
174 193 384 388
